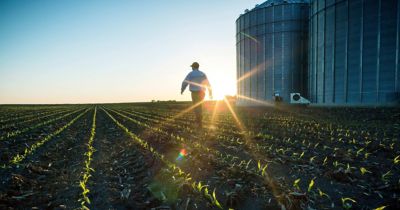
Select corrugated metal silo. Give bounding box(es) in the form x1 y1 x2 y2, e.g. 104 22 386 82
309 0 400 105
236 0 310 106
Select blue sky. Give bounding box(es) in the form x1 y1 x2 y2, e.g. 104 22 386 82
0 0 260 104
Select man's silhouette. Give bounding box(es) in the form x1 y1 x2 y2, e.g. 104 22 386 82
181 62 212 128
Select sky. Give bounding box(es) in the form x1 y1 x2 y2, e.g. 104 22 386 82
0 0 260 104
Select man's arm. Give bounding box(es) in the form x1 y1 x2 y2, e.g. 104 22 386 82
181 74 190 94
203 75 212 98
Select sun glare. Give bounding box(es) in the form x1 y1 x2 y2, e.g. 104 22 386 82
209 77 235 100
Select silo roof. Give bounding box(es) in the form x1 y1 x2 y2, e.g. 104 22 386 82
238 0 309 19
253 0 309 10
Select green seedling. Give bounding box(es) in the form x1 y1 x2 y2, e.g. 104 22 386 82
360 167 372 175
317 188 330 199
394 155 400 164
308 178 315 192
341 197 356 209
373 205 387 210
323 156 328 166
196 181 208 193
381 171 392 182
245 159 252 170
212 188 223 209
79 107 97 209
261 164 268 176
10 109 89 165
293 178 301 190
356 148 364 157
299 151 305 159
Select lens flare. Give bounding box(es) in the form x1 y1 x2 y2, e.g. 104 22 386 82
236 94 274 106
176 148 187 161
240 32 259 43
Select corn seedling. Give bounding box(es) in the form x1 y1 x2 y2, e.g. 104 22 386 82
373 205 387 210
0 108 84 141
79 107 97 209
9 109 89 165
341 197 356 209
317 188 330 199
103 108 225 209
293 178 301 191
393 155 400 164
308 178 315 192
360 167 372 175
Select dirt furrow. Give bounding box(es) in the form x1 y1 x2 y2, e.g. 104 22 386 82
109 108 282 210
0 109 86 166
88 109 157 209
0 109 92 209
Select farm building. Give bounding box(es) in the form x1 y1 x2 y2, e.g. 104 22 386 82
236 0 400 106
236 0 309 105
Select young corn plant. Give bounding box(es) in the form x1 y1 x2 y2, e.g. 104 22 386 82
323 156 328 166
317 188 330 199
364 152 372 160
9 109 89 165
341 197 356 209
79 107 97 209
299 151 305 159
0 108 84 141
381 170 392 183
393 155 400 165
373 205 388 210
360 167 372 175
257 160 269 176
212 188 223 209
356 148 364 157
0 109 69 130
293 178 301 191
108 108 250 177
103 108 225 209
307 178 315 192
309 156 317 163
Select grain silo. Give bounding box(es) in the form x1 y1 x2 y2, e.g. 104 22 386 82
236 0 310 106
309 0 400 105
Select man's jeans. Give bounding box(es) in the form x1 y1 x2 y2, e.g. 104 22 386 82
191 91 205 126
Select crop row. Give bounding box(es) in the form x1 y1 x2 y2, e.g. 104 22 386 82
0 108 72 130
116 107 394 209
0 106 70 124
106 108 303 209
130 108 399 181
0 108 84 141
126 105 237 126
103 108 228 209
119 108 240 138
128 106 397 153
79 107 97 209
109 108 266 177
7 108 90 166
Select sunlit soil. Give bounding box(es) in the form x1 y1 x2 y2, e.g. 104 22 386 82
0 102 399 210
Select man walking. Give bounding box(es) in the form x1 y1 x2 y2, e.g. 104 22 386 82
181 62 212 128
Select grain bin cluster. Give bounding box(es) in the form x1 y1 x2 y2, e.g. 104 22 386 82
236 0 400 106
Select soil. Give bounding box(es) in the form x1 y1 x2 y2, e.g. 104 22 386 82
0 103 398 210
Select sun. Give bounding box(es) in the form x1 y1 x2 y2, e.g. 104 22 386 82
208 77 236 100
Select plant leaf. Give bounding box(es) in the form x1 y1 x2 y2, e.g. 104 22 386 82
308 179 315 192
373 205 387 210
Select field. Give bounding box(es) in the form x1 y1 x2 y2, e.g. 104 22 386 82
0 102 399 210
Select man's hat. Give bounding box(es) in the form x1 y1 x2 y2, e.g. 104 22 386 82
190 62 199 68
